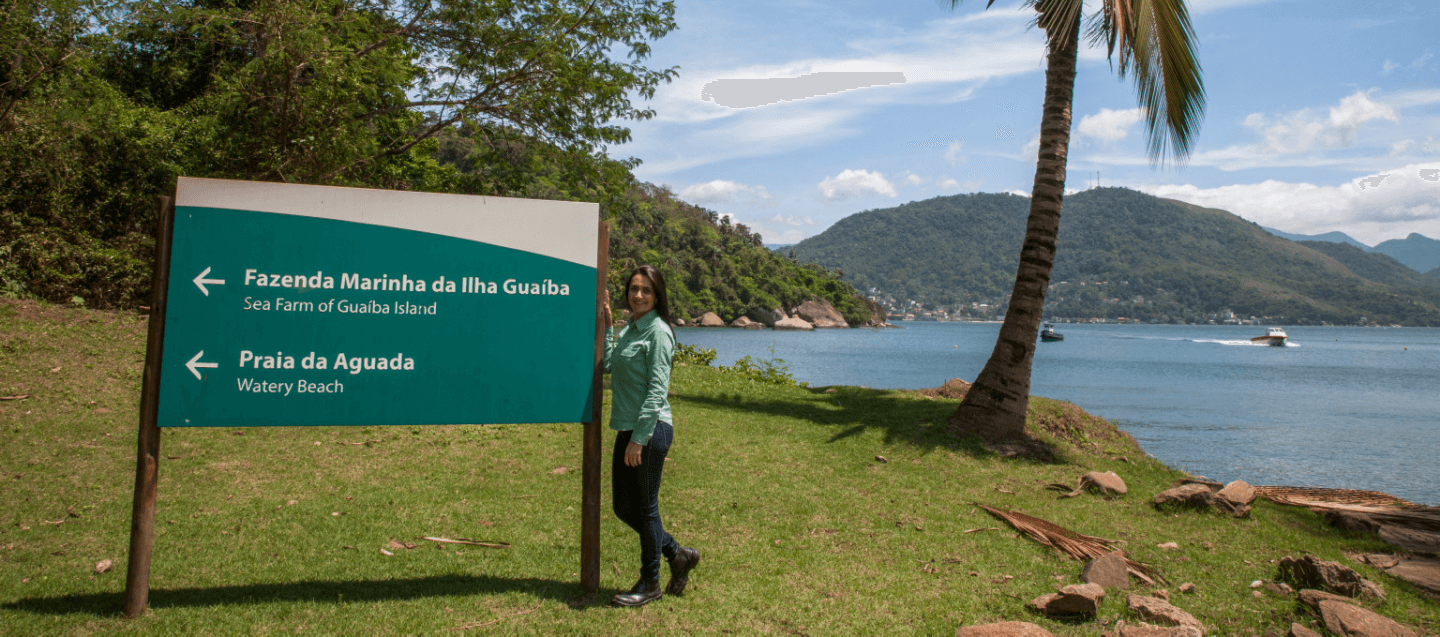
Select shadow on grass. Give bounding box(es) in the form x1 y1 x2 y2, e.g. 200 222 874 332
676 385 1065 464
2 574 610 618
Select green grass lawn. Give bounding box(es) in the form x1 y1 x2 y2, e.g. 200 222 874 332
1 298 1436 635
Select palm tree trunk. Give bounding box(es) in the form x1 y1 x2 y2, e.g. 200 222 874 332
948 16 1079 442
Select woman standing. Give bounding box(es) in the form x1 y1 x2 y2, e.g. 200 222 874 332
603 265 700 607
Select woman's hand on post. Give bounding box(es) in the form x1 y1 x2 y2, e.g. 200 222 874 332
625 441 643 467
604 301 613 327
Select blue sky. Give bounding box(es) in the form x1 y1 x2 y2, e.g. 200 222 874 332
609 0 1440 247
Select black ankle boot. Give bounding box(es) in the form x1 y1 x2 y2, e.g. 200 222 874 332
610 578 663 607
666 547 701 595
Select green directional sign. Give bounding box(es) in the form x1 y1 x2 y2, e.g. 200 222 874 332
159 177 599 427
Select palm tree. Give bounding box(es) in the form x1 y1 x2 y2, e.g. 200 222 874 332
947 0 1205 442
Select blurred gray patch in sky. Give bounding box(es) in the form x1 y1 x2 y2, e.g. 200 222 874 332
1358 174 1390 190
1420 168 1440 182
700 72 906 108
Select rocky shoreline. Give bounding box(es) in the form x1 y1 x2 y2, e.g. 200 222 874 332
672 297 895 331
905 378 1440 636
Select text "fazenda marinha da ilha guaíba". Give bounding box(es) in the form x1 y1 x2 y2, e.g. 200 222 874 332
243 269 573 295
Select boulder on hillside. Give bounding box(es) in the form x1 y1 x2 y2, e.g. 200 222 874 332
1298 588 1356 610
1384 556 1440 600
773 317 815 331
674 318 688 326
1113 622 1203 637
730 316 756 328
956 621 1055 637
1318 600 1418 637
696 312 726 327
747 306 788 326
791 298 849 328
1322 509 1380 533
1125 595 1203 632
1378 526 1440 555
1153 483 1214 509
1214 480 1256 517
1088 471 1128 495
1030 583 1105 616
1082 550 1130 589
859 296 891 327
1288 623 1323 637
1279 555 1385 601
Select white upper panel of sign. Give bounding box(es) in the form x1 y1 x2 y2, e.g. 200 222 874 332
176 177 599 268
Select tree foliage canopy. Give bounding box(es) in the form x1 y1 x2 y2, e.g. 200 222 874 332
2 0 875 324
0 0 679 306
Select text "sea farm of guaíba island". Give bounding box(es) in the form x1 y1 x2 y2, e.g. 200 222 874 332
244 270 571 295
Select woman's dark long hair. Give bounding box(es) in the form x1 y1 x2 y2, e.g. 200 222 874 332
622 264 671 325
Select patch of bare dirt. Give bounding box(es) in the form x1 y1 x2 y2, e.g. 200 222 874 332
912 377 971 400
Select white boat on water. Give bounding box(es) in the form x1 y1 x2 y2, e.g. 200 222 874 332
1251 327 1288 346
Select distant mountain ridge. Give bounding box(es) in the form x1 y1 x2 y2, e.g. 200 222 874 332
789 188 1440 326
1373 233 1440 273
1262 227 1370 250
1262 227 1440 273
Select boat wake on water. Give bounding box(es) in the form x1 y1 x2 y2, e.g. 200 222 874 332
1192 338 1302 347
1109 334 1302 347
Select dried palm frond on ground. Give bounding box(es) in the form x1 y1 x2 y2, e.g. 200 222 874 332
1284 502 1440 534
1255 486 1415 508
973 502 1164 585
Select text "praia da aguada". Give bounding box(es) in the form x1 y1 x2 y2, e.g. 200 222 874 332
239 350 414 375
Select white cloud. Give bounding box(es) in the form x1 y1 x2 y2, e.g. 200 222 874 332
1078 108 1145 144
1391 139 1416 157
626 10 1051 176
902 171 926 186
1382 60 1400 75
817 169 897 200
634 104 862 176
1414 51 1435 69
944 141 967 166
678 179 773 204
762 227 810 244
771 214 815 227
1125 90 1415 172
1137 163 1440 245
937 177 961 191
1328 91 1400 145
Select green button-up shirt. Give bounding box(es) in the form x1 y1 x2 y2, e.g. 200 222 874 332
604 309 674 445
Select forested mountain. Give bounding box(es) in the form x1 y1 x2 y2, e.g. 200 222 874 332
602 185 872 325
790 188 1440 326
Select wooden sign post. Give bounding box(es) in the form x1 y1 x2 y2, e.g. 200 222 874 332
124 179 607 616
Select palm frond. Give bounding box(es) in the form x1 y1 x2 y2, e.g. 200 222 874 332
974 502 1165 585
1086 0 1134 71
1255 485 1415 508
1130 0 1206 164
1032 0 1085 52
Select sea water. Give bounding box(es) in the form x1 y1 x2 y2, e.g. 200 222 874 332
676 322 1439 505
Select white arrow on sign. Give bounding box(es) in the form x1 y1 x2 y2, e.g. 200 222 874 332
193 267 225 296
186 350 218 380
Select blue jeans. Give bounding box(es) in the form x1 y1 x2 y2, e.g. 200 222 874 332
612 421 678 581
